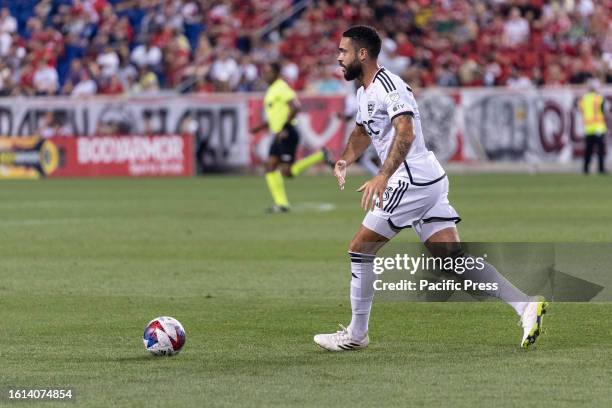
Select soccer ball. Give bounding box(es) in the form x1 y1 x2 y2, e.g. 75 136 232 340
143 316 186 356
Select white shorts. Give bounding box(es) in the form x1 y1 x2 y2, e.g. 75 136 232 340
362 175 460 242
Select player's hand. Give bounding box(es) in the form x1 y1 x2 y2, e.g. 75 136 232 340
358 174 388 211
334 160 347 190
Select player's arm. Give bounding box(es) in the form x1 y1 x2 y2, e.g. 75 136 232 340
285 98 301 125
334 124 371 190
251 97 300 135
341 124 371 165
274 98 301 139
358 114 414 211
379 114 414 178
257 95 301 136
250 121 269 133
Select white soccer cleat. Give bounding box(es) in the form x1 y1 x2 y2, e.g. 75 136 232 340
314 324 369 351
520 297 548 348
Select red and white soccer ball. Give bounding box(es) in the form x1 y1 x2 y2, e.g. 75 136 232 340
143 316 186 356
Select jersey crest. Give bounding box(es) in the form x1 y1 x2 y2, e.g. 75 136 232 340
367 101 375 115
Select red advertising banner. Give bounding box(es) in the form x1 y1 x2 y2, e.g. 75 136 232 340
248 95 346 166
49 135 194 178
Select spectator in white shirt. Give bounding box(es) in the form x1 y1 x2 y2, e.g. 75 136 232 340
506 67 535 89
210 49 238 91
235 54 258 91
576 0 595 18
503 7 530 47
118 58 138 90
97 45 119 78
71 70 97 97
130 38 162 70
0 30 12 56
281 58 299 87
0 7 17 34
379 37 410 76
33 60 59 95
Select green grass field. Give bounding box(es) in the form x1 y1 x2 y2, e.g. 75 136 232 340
1 174 612 407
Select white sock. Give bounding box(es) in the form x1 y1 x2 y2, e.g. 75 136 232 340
460 255 530 315
347 251 376 340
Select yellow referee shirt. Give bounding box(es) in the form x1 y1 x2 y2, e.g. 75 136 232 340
264 78 297 133
579 92 607 135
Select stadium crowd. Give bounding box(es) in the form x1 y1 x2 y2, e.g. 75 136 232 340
0 0 610 97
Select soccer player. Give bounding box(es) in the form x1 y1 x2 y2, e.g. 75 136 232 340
250 62 333 213
314 26 547 351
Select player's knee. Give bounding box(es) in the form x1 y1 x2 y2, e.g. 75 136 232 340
427 241 464 259
348 236 376 255
348 234 363 253
280 166 292 178
447 244 465 259
265 161 277 172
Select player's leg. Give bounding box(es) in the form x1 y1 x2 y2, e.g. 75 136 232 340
265 127 298 211
315 177 453 351
584 136 594 174
596 135 606 174
286 125 334 177
264 149 290 212
422 225 531 314
265 154 280 173
413 176 547 347
346 225 389 340
417 223 547 347
415 178 530 314
314 214 396 351
289 151 326 176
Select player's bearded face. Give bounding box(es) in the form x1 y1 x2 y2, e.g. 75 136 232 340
342 57 362 81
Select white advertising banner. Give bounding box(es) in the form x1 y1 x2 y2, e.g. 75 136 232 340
418 87 612 165
1 88 610 170
0 94 249 170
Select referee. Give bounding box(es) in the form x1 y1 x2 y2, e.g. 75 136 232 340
251 62 332 213
578 80 608 174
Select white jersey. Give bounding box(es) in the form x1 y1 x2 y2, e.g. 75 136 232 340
355 67 445 185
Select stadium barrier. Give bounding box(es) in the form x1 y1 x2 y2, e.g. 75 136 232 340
0 94 346 176
0 87 610 178
419 87 612 167
0 135 194 179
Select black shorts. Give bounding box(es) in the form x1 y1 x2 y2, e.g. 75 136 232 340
269 124 299 163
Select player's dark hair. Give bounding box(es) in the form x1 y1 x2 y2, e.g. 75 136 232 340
269 62 281 76
342 26 381 59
